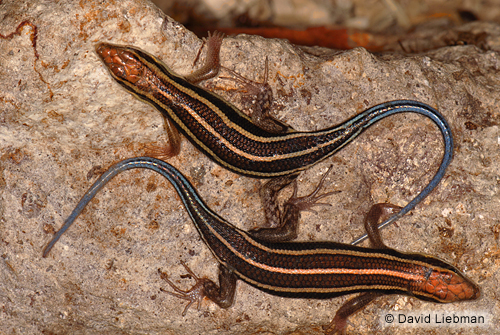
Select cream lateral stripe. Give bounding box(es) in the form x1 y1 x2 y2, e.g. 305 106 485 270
205 223 424 281
125 51 410 175
129 86 269 176
116 64 276 174
146 58 282 142
126 78 283 176
240 272 450 302
138 56 407 165
146 57 257 126
147 55 408 149
117 77 248 173
144 55 354 144
235 270 446 302
153 85 349 162
237 227 451 272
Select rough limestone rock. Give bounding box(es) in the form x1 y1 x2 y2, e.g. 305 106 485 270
0 1 498 334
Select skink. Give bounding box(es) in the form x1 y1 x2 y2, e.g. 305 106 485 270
42 157 479 334
95 40 454 244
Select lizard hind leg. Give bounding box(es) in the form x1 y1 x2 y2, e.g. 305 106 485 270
250 165 338 242
158 261 206 316
158 261 237 315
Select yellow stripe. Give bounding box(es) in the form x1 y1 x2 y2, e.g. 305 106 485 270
237 271 449 302
203 221 428 283
141 53 353 151
113 47 368 176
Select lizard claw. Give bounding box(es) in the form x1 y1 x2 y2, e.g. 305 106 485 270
158 261 208 316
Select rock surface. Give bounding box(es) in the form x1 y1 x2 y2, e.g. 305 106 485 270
0 1 498 334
